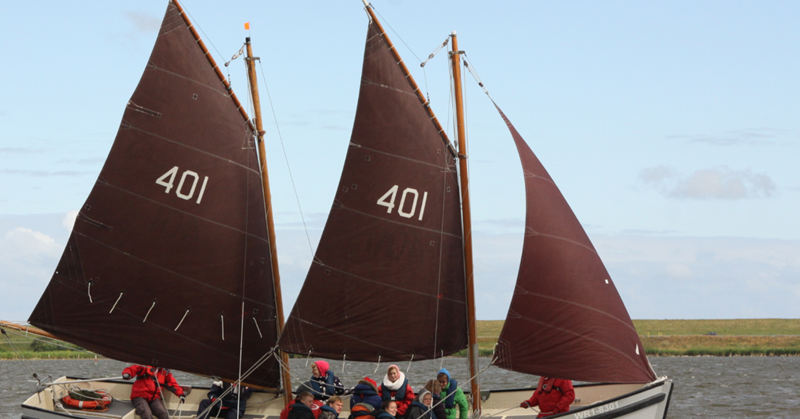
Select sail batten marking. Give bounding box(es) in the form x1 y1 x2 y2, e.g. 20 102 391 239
513 287 638 334
109 292 124 314
361 78 417 98
98 182 269 244
525 230 598 254
309 263 466 305
72 231 276 309
145 63 231 98
174 308 191 331
124 125 259 175
143 300 157 323
356 144 454 171
337 205 462 239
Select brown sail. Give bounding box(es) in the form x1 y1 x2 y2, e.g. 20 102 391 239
493 105 656 383
28 1 281 389
278 21 467 361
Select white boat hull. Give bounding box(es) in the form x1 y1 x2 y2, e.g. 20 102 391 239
22 377 672 419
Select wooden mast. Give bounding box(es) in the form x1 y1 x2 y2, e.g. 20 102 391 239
450 31 481 415
244 37 293 406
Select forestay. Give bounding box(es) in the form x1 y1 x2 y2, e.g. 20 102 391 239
493 105 656 384
278 21 468 361
28 1 282 389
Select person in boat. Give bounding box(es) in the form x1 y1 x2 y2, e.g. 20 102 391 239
406 389 433 419
288 392 317 419
319 395 344 419
122 365 185 419
311 360 345 399
196 381 254 419
519 377 575 418
372 400 398 419
423 380 446 419
348 403 374 419
350 377 382 410
280 383 324 419
377 365 414 418
436 369 467 419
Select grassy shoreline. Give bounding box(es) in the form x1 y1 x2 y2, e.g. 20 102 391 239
4 319 799 359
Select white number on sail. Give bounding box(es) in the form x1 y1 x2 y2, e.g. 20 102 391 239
377 185 428 221
156 166 209 204
156 166 179 194
377 185 399 213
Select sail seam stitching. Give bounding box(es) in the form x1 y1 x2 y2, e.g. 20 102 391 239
338 205 462 239
513 288 638 334
354 144 455 171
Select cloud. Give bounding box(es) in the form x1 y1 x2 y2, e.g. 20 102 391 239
639 165 776 200
667 128 788 146
124 11 162 33
62 210 79 231
0 227 62 320
0 169 94 177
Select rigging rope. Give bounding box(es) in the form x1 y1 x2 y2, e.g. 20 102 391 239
257 60 316 258
1 327 39 381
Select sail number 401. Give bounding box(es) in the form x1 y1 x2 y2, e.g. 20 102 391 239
156 166 209 204
377 185 428 221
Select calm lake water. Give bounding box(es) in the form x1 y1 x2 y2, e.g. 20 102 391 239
1 357 798 418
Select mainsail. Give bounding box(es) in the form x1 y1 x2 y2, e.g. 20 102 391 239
28 1 282 388
493 105 656 384
278 21 468 361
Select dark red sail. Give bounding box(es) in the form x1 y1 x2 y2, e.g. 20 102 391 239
29 1 281 389
493 105 656 383
278 22 467 361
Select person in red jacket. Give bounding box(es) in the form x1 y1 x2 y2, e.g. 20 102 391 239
377 365 415 418
519 377 574 418
122 365 185 419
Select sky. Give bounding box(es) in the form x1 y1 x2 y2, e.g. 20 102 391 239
1 1 798 322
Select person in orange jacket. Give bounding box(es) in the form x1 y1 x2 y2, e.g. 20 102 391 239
519 377 575 418
122 365 185 419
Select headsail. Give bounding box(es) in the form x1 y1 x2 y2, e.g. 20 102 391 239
278 21 468 361
493 105 656 383
28 1 281 388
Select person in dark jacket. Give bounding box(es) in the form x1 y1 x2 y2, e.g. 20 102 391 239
350 377 382 410
406 390 433 419
319 395 343 419
196 381 254 419
348 403 374 419
377 365 414 418
372 400 398 419
288 392 317 419
122 365 185 419
519 377 575 418
311 360 345 400
423 380 446 419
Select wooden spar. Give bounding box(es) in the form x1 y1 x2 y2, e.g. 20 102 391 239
362 3 456 155
450 31 481 415
244 38 293 406
0 320 57 339
171 0 255 133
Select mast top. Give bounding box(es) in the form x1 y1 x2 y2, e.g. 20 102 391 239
362 0 370 7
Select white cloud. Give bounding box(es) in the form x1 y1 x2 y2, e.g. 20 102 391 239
0 227 62 321
124 11 161 33
639 165 776 200
62 210 79 231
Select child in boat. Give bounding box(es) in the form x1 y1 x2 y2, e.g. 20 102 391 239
310 360 345 399
350 377 382 410
406 389 433 419
377 365 415 418
196 381 254 419
519 377 575 418
319 395 344 419
436 369 468 419
347 403 374 419
122 365 185 419
423 380 446 419
373 400 399 419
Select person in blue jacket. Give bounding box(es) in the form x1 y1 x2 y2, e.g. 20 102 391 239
311 360 345 400
350 377 382 410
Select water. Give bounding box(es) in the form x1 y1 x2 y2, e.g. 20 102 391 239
1 357 798 418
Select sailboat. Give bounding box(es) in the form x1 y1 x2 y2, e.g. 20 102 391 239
12 1 672 419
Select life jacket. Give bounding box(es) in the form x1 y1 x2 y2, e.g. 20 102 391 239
311 371 337 398
381 378 409 402
536 377 563 394
442 379 458 409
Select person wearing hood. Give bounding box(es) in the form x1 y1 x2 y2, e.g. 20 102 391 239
377 365 415 418
519 377 575 418
350 377 382 410
348 403 374 419
122 365 185 419
319 395 344 419
406 389 433 419
436 369 468 419
423 380 446 419
372 400 398 419
311 360 345 400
